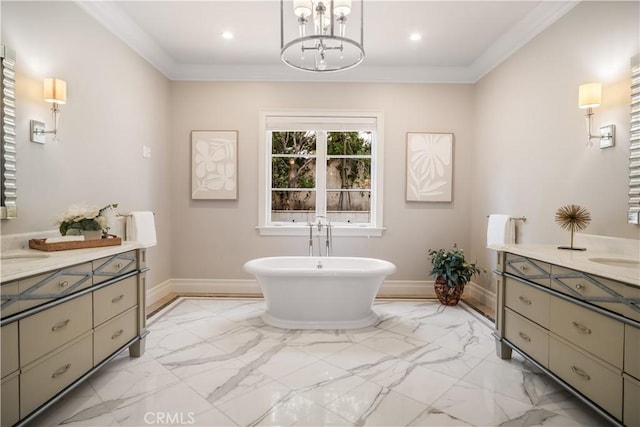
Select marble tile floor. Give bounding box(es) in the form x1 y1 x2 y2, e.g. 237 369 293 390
31 298 606 427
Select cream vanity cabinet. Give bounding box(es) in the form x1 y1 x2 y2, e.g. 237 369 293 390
0 246 148 427
494 252 640 426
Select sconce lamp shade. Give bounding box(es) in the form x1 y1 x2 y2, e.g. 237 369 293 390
578 82 601 109
43 78 67 104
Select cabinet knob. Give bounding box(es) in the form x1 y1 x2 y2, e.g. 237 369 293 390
51 363 72 379
571 321 592 335
575 283 584 290
51 319 71 332
518 296 532 305
115 262 123 269
570 365 591 381
519 265 528 271
518 332 531 342
58 280 69 289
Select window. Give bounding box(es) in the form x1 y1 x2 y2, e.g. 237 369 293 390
258 111 385 236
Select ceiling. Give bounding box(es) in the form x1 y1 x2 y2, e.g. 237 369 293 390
77 0 578 83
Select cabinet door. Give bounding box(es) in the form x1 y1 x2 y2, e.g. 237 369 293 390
505 254 551 287
94 307 137 365
18 263 93 311
1 374 19 427
504 277 550 328
93 275 137 326
92 251 137 285
0 280 20 317
19 294 92 366
549 297 624 369
504 308 549 367
20 333 93 418
1 322 18 378
625 324 640 379
549 335 622 420
551 266 640 322
624 375 640 427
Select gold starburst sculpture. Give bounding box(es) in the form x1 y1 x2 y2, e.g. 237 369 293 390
555 204 591 250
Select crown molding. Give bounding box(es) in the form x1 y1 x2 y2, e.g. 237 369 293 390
467 1 580 82
77 0 577 83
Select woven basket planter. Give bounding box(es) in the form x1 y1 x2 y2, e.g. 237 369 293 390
434 276 465 306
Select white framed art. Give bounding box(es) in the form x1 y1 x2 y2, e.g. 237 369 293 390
406 132 454 202
191 130 238 200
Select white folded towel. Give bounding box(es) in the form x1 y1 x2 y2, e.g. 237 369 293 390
46 236 85 243
487 214 516 246
126 211 157 248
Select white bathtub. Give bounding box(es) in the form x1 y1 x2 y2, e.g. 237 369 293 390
243 256 396 329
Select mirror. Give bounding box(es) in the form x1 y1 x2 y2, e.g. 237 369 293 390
630 54 639 224
1 45 17 219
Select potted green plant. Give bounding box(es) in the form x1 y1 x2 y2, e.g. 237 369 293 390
428 245 482 305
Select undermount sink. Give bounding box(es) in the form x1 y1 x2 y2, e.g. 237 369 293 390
0 253 50 262
588 257 640 269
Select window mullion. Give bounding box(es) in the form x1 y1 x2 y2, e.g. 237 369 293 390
316 130 327 218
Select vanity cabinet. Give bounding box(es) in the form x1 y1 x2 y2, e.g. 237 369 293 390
0 246 147 427
494 252 639 426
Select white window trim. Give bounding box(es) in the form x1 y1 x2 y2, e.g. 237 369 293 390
257 109 385 237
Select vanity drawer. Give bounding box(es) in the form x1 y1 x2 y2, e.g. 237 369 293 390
625 324 640 379
18 263 93 311
1 372 19 427
19 294 92 366
505 254 551 287
551 266 640 321
504 277 550 328
549 297 624 369
20 332 93 418
92 251 137 285
93 275 137 326
549 335 622 420
504 308 549 367
1 321 18 378
94 307 137 365
1 280 20 317
624 374 640 427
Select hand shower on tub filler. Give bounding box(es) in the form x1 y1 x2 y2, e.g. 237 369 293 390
308 215 332 257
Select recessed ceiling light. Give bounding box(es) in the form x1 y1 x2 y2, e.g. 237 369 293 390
221 31 234 40
409 33 422 41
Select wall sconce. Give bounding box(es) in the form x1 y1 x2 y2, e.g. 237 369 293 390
578 82 615 148
30 77 67 144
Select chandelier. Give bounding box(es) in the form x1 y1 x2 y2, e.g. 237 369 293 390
280 0 365 72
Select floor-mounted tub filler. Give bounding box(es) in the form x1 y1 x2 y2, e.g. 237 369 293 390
243 256 396 329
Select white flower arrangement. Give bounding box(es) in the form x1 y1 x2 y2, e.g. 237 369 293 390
57 203 118 236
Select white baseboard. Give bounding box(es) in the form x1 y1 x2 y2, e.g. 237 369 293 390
146 279 173 308
145 279 496 315
464 282 496 308
145 278 436 305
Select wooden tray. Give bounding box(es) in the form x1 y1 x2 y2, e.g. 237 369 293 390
29 235 122 252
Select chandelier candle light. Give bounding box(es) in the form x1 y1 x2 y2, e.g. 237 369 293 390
281 0 364 72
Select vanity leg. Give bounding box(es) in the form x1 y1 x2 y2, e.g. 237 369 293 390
495 337 512 359
129 336 146 357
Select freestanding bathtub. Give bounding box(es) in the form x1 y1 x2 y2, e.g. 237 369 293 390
243 256 396 329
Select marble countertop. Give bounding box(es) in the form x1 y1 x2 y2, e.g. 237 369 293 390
1 241 144 282
488 243 640 287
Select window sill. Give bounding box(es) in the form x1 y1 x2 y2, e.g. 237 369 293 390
257 225 385 237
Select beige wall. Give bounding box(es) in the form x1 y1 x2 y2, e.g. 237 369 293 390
2 1 638 293
470 1 640 292
1 1 173 288
171 82 475 280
